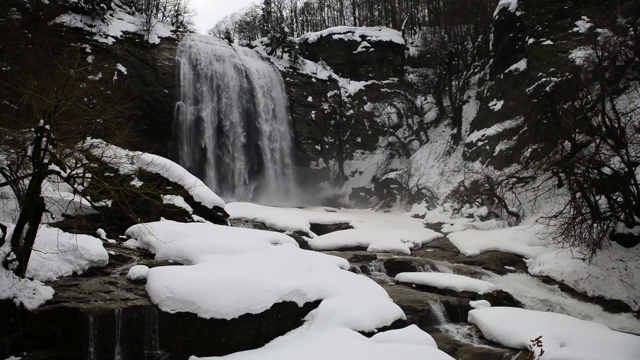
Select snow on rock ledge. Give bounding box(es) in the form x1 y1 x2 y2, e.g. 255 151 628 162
193 325 454 360
395 272 497 295
26 225 109 282
83 139 225 210
1 223 109 309
299 26 405 45
469 307 640 360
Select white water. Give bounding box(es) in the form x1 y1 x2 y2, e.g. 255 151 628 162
367 260 395 284
427 300 451 326
175 34 296 203
144 307 168 359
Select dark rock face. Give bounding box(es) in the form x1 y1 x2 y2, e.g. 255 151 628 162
298 30 405 81
2 301 319 360
281 72 339 188
108 36 179 157
465 0 618 169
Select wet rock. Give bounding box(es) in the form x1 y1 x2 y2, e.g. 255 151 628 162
383 257 419 277
459 251 528 275
429 326 524 360
310 222 353 235
414 238 528 275
476 290 523 308
347 252 378 262
380 283 472 326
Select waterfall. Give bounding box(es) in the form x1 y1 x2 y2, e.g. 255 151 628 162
427 300 451 326
114 309 122 360
367 260 394 284
175 34 296 203
87 314 96 360
144 307 168 360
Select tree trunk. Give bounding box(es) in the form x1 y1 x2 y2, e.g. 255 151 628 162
9 167 47 278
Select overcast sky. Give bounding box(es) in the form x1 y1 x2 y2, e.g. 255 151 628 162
190 0 257 34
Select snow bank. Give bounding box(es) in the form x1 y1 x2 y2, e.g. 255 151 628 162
527 243 640 312
193 325 452 360
309 227 439 254
396 272 497 294
447 224 547 258
300 26 405 45
0 222 107 308
125 218 455 359
0 224 51 309
125 220 299 265
83 139 225 210
470 300 491 309
447 217 640 319
227 204 442 254
0 265 54 310
469 307 640 360
125 220 404 332
26 225 109 282
487 273 640 334
41 179 97 218
308 209 442 254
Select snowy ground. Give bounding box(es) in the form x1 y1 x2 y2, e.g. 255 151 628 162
1 197 639 359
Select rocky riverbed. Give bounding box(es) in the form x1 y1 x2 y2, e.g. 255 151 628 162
1 219 637 360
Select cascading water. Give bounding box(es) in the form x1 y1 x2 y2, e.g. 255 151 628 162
114 309 122 360
144 307 168 360
175 34 296 203
88 314 96 360
427 300 451 326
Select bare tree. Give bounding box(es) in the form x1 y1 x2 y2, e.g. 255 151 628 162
0 23 132 277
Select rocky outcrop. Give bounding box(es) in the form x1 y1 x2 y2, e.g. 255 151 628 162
298 27 406 81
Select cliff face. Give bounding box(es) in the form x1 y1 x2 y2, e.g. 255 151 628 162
464 0 616 169
110 37 179 157
0 0 179 157
12 0 631 211
278 0 638 211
